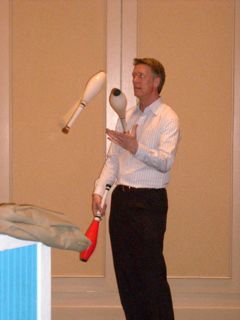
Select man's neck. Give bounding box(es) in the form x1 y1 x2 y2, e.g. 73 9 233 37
139 94 159 112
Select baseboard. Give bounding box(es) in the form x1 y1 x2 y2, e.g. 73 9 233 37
52 306 240 320
52 306 125 320
176 307 240 320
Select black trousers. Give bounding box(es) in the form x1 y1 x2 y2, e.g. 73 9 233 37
109 185 174 320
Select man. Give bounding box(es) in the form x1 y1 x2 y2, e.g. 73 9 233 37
92 58 180 320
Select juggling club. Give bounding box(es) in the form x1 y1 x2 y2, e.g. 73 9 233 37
80 184 111 262
109 88 127 132
62 71 106 134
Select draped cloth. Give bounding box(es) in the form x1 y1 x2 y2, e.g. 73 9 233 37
0 203 90 252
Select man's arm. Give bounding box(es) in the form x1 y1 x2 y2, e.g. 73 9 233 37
92 141 120 216
106 116 180 173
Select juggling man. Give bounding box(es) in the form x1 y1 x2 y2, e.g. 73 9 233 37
92 58 181 320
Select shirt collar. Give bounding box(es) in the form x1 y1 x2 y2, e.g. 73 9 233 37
137 97 162 116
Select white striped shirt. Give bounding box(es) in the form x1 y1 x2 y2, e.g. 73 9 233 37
94 98 180 196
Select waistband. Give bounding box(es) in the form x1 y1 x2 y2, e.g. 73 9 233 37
116 184 165 192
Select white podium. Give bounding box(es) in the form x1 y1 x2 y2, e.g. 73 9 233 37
0 235 51 320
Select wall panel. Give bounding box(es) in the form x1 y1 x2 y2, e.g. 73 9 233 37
137 0 234 278
11 0 106 277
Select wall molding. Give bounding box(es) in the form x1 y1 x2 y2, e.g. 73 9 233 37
0 0 10 203
1 0 239 318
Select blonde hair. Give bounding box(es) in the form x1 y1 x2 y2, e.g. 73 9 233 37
133 58 166 94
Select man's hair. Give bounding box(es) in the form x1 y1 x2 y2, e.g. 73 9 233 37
133 58 166 94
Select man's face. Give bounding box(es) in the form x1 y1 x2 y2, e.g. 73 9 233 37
132 64 160 99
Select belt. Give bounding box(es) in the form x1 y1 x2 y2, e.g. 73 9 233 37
117 184 137 192
117 184 164 192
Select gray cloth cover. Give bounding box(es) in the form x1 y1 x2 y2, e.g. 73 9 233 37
0 203 90 252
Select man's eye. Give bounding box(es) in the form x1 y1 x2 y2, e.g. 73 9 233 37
132 73 145 79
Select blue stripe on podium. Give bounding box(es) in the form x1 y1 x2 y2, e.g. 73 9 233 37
0 244 37 320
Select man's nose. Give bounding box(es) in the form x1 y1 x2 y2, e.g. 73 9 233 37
132 75 140 83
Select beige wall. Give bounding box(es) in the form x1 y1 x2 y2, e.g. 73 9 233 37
1 0 240 319
11 0 234 278
11 0 106 276
137 0 234 277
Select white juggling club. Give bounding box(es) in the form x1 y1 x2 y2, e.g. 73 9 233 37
109 88 127 132
62 71 106 134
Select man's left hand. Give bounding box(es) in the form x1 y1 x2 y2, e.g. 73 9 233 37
106 124 138 154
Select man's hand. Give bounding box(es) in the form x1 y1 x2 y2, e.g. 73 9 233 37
106 124 138 154
92 193 107 217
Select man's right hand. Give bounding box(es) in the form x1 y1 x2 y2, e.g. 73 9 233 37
92 193 107 217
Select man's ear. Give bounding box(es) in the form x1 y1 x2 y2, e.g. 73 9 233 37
154 76 161 90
